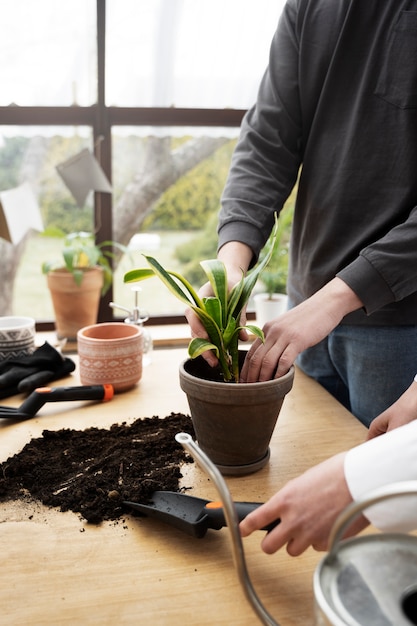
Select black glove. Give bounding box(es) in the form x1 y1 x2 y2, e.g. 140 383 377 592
0 342 76 399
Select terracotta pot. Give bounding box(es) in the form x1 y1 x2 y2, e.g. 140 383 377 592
46 267 104 341
77 322 143 392
179 351 294 475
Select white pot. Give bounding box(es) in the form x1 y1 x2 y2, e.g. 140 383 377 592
253 293 288 328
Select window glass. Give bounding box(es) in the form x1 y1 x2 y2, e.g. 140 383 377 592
111 126 239 317
6 127 94 319
106 0 284 108
2 0 288 324
0 1 96 106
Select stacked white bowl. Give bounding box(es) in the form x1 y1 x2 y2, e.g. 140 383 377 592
0 316 36 361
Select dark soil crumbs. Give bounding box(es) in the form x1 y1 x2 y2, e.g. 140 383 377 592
0 413 195 524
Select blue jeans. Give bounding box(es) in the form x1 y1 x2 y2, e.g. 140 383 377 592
296 325 417 427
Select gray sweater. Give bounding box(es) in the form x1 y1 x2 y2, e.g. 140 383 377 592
219 0 417 325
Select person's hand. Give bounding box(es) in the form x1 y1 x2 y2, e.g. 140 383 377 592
368 379 417 439
240 452 369 556
240 277 363 382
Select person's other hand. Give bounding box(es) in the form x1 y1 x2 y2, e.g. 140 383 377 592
240 452 369 556
368 379 417 439
240 277 363 382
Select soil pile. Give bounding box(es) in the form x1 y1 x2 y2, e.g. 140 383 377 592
0 412 195 524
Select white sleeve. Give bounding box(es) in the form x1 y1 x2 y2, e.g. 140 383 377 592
344 421 417 532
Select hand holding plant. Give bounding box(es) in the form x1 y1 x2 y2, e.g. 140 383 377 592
124 214 281 383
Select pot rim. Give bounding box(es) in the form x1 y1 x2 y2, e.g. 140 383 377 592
46 266 104 274
179 358 294 393
77 322 142 341
0 316 35 330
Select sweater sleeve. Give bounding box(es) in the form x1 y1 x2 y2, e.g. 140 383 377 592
218 0 303 259
338 204 417 315
344 421 417 532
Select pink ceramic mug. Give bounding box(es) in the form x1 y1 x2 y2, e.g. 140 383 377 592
77 322 143 392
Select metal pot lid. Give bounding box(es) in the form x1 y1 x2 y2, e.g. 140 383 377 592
315 534 417 625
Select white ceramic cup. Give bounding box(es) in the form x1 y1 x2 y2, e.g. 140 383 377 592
77 322 143 392
0 316 36 361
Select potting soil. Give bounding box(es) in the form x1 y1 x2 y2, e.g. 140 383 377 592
0 412 195 524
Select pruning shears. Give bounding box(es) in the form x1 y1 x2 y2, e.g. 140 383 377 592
0 384 114 419
123 491 280 538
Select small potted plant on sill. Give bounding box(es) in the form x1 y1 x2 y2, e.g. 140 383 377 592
124 215 294 475
42 230 128 341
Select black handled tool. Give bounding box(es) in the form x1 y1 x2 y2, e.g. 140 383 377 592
0 384 114 419
123 491 280 538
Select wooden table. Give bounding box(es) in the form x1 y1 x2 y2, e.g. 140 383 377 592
0 347 366 625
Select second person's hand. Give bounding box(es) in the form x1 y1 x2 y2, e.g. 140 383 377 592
240 452 369 556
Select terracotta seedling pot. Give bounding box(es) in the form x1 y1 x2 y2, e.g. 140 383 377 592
46 267 104 341
77 322 143 392
179 352 294 475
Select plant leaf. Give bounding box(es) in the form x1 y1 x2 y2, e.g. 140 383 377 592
203 297 223 329
124 268 157 282
227 272 246 320
200 259 228 327
192 306 224 352
245 324 265 341
188 337 219 359
191 307 232 379
234 270 261 317
63 248 75 270
222 316 237 348
146 256 204 307
125 255 204 309
234 213 281 314
229 333 240 382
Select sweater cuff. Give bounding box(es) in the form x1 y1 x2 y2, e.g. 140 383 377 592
337 255 394 315
217 219 265 266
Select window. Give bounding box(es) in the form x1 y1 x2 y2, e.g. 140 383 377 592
106 0 280 109
0 0 284 328
0 1 96 107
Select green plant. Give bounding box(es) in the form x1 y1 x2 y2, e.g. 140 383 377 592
258 205 293 297
124 215 281 383
41 230 129 295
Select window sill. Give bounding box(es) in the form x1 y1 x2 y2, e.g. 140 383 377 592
37 324 191 353
37 323 258 354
